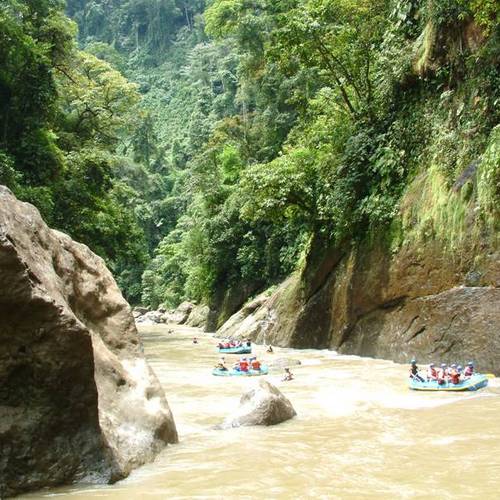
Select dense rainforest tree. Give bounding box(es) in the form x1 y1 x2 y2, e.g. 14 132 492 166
1 0 498 315
153 0 498 315
0 0 148 301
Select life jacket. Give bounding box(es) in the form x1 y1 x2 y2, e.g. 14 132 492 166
450 369 460 384
437 368 447 380
464 366 474 377
240 361 249 371
251 360 261 370
427 367 438 380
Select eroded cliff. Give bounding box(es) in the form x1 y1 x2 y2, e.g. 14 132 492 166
217 169 500 372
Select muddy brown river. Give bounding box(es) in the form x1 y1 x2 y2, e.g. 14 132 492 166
22 324 500 499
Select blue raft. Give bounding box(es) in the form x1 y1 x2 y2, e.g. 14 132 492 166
212 365 269 377
218 345 252 354
409 374 488 392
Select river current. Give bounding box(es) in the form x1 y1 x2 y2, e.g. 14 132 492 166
22 324 500 499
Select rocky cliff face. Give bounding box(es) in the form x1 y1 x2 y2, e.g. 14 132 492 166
0 186 177 498
218 237 500 372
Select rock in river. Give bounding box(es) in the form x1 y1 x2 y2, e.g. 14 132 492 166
168 301 194 324
218 380 296 429
136 309 167 324
0 186 178 498
186 303 209 328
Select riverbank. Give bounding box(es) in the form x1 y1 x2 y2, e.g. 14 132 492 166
20 323 500 499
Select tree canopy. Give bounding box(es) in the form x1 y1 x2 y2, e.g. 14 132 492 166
1 0 498 315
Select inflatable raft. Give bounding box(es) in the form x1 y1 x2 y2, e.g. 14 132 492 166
409 374 488 392
212 365 269 377
218 345 252 354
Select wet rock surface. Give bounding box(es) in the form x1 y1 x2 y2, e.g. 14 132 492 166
132 307 150 318
218 380 296 429
186 304 209 328
135 301 201 327
217 239 500 372
215 282 296 344
136 310 167 325
0 186 177 497
169 301 194 324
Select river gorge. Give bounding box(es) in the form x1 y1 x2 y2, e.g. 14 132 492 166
2 1 499 497
19 324 500 499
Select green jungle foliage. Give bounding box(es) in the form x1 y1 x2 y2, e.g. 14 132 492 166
1 0 498 311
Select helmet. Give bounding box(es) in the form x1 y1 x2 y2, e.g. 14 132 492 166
441 363 447 368
429 363 435 367
457 365 463 370
467 361 474 366
451 363 457 368
410 359 417 364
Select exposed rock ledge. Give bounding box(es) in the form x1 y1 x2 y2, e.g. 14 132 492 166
134 302 209 329
0 186 177 498
217 240 500 372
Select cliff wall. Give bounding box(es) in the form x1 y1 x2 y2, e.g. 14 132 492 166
217 170 500 371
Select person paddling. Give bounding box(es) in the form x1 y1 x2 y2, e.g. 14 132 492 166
266 345 274 353
463 361 474 378
251 357 261 371
449 365 460 384
409 359 424 382
215 359 228 371
437 363 447 384
427 363 438 381
282 367 294 381
239 357 249 372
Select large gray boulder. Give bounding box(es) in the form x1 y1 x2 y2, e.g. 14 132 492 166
0 186 178 497
168 301 194 324
186 304 209 328
218 380 296 429
136 309 166 324
132 307 149 318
